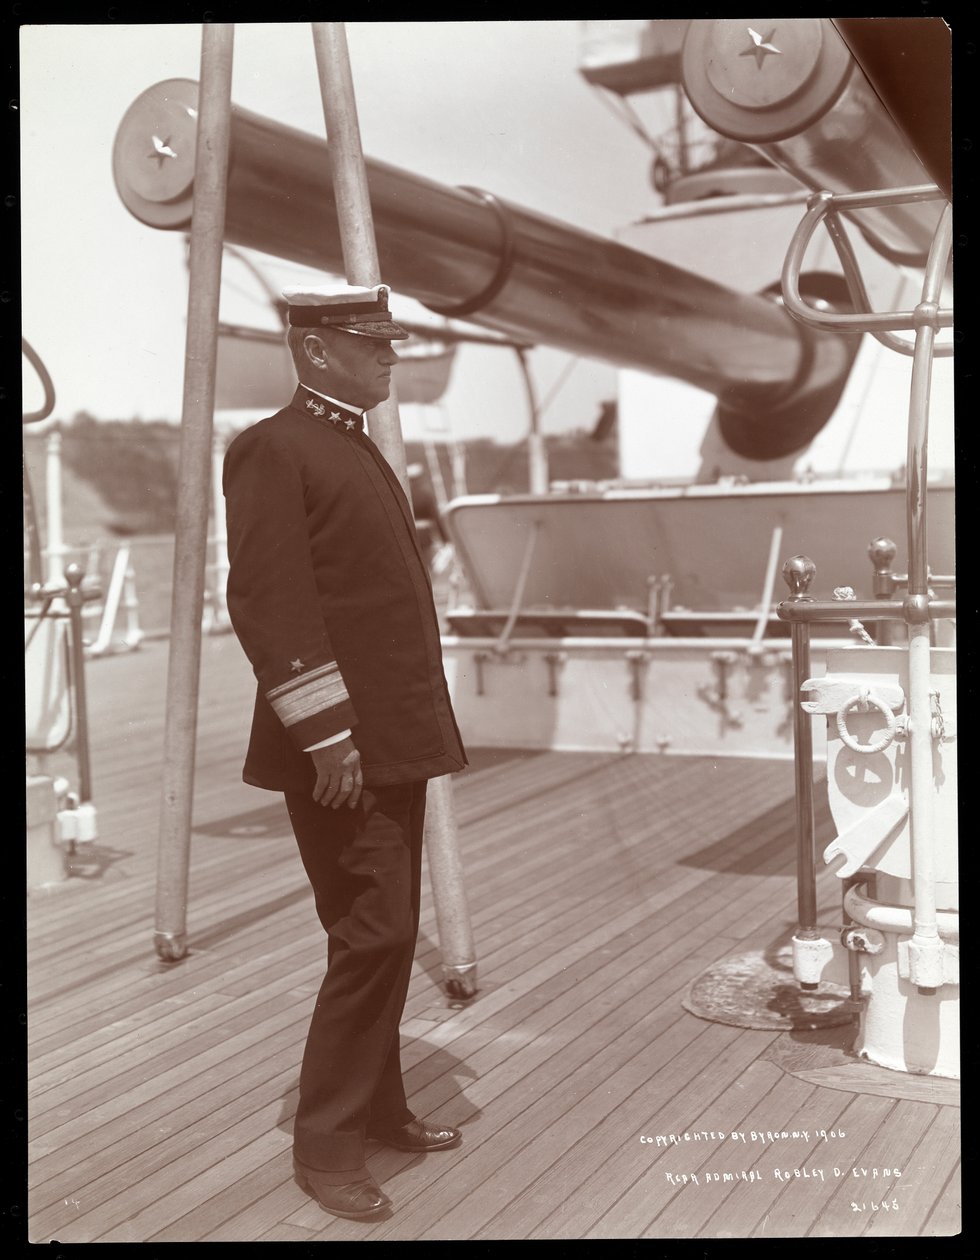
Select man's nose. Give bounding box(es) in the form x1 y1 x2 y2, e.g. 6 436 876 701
380 344 400 365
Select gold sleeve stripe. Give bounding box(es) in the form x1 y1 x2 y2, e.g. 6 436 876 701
266 663 350 727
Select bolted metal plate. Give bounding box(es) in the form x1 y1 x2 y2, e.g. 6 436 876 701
682 943 855 1031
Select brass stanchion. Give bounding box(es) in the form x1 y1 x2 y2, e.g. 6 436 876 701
782 554 820 989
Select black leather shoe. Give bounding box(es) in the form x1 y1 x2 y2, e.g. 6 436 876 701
293 1159 391 1220
367 1118 462 1152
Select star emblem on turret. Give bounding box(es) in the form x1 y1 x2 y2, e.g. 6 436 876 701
740 27 781 69
147 134 178 167
290 658 305 673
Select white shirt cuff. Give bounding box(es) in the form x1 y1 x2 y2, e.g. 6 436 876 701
304 729 352 751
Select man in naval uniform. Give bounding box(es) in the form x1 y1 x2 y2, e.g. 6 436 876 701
222 283 467 1220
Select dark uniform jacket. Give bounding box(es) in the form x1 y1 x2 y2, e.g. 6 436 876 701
223 383 467 791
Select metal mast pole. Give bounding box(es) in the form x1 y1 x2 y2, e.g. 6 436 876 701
311 22 477 998
154 24 234 961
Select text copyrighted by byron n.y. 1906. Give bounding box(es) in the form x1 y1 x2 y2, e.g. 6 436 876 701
637 1128 903 1214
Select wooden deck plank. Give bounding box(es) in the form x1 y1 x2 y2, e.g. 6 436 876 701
549 1053 811 1239
27 633 959 1241
30 791 801 1224
29 992 313 1159
310 990 750 1240
739 1092 898 1238
29 972 321 1128
28 912 317 1068
921 1162 961 1238
30 1011 310 1201
585 1080 849 1239
30 1064 297 1241
203 1183 310 1244
664 1081 857 1240
254 1222 319 1242
103 1140 291 1243
30 818 721 1100
28 786 786 1159
862 1105 960 1237
632 1064 821 1240
392 855 797 1103
464 1034 783 1241
395 853 795 1126
26 750 770 1008
808 1098 940 1238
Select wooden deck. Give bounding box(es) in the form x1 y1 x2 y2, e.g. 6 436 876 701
27 632 960 1241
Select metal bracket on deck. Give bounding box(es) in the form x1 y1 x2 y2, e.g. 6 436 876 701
442 960 479 1002
472 650 489 696
625 650 648 702
898 938 959 988
470 647 527 696
823 790 910 878
543 651 566 697
698 650 744 729
154 930 188 963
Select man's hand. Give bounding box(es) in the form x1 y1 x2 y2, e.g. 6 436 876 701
310 737 363 809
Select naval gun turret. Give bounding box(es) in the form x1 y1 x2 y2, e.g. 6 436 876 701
115 75 858 463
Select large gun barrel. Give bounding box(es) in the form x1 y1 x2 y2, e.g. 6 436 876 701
681 18 947 265
114 78 846 457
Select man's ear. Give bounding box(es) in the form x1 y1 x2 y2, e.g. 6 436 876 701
303 333 328 369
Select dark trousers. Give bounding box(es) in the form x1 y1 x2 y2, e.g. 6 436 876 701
284 780 428 1174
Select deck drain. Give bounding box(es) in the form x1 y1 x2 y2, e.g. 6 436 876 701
682 944 855 1031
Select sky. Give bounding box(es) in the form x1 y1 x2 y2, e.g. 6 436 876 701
19 20 664 443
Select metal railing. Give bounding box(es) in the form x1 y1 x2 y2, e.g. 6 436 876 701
778 184 955 996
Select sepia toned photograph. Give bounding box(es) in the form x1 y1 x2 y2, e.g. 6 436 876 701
21 16 960 1242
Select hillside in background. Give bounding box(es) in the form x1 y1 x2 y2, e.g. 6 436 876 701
24 415 620 546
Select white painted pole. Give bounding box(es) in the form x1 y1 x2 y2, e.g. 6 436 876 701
154 23 234 962
902 204 951 994
210 428 230 628
44 427 65 587
310 23 408 493
311 21 477 998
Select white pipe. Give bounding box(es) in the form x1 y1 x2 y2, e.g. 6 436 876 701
901 205 951 991
907 625 940 957
751 523 784 645
87 544 131 656
637 189 811 224
451 440 468 499
844 882 957 941
495 520 542 653
528 429 549 495
210 430 230 626
423 438 449 512
122 557 144 649
44 428 65 586
441 633 851 653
